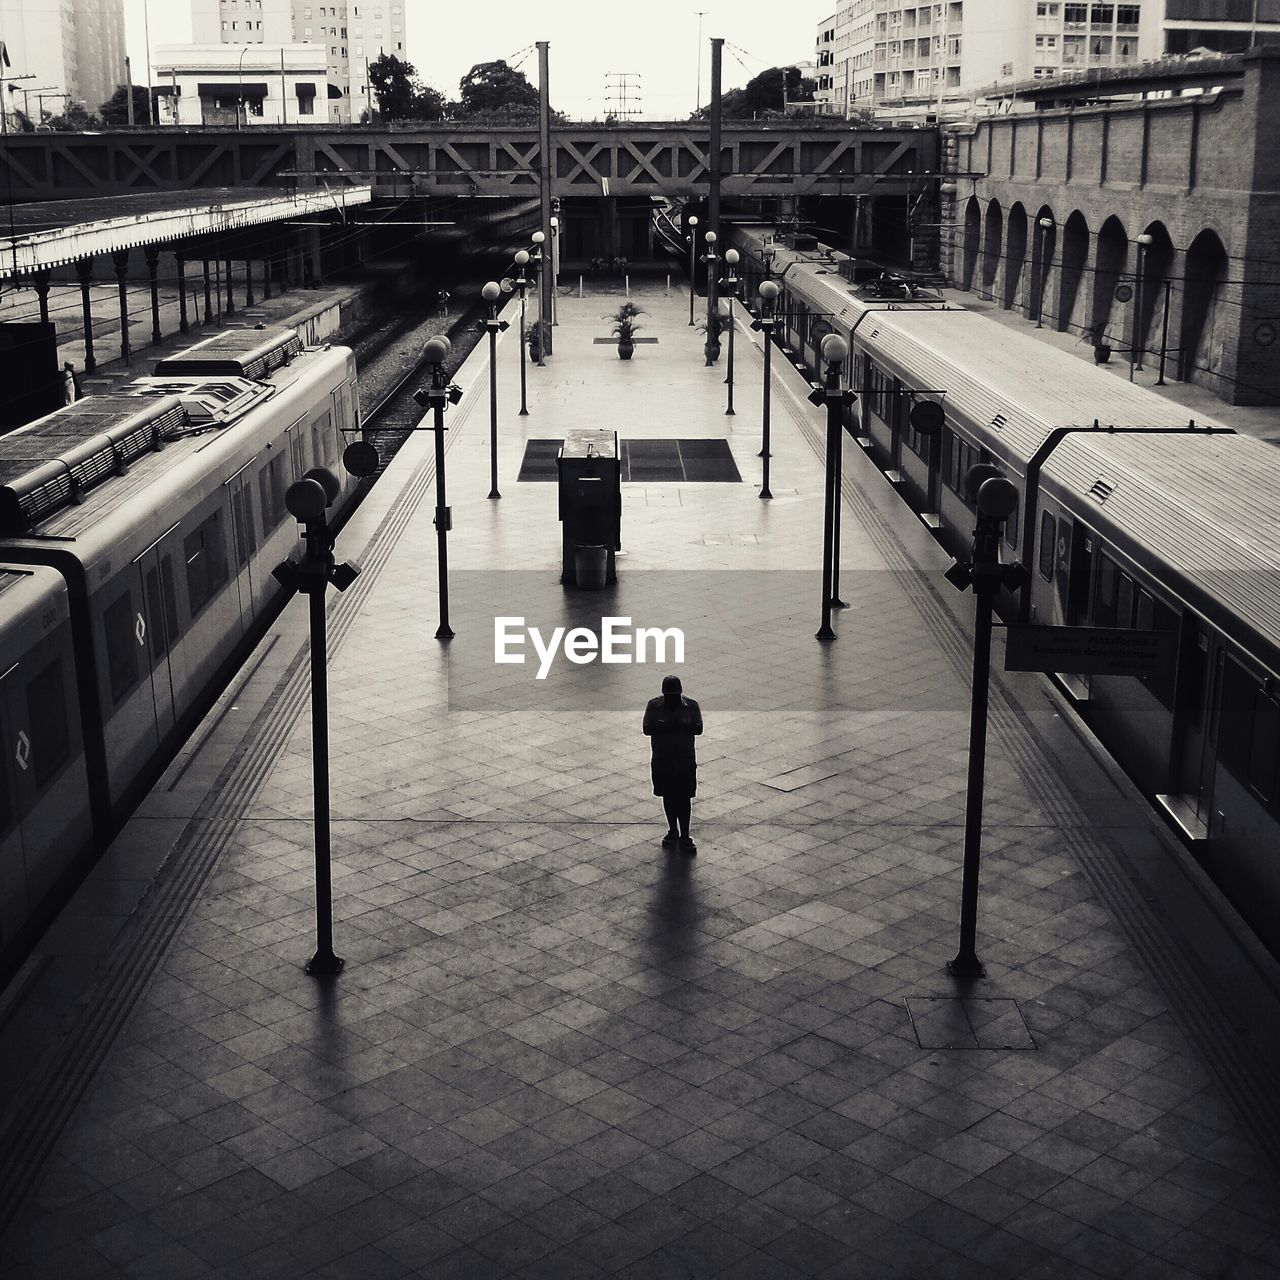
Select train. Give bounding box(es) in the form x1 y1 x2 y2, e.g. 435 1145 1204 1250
0 326 360 976
727 222 1280 959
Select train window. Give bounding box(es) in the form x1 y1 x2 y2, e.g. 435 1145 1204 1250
185 510 230 618
1116 574 1134 630
103 590 140 706
313 410 334 471
1142 596 1180 709
1215 657 1255 780
259 454 287 531
1005 496 1019 549
867 363 893 425
291 428 308 479
161 556 182 644
144 566 170 662
25 658 70 788
231 487 250 568
1094 551 1116 625
1038 512 1056 581
1179 628 1209 730
1248 692 1280 803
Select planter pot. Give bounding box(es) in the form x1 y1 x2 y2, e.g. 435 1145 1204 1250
1093 344 1112 364
704 340 721 365
617 340 634 360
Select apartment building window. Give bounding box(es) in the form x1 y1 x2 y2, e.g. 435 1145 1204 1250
1091 3 1113 21
1064 2 1086 20
948 35 961 55
304 5 311 15
304 27 311 36
1063 33 1084 61
1091 34 1112 55
1117 36 1135 57
1033 65 1056 77
1035 34 1058 47
1116 3 1139 24
1036 2 1060 12
355 43 362 53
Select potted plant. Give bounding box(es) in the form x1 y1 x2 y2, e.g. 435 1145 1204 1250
610 301 645 359
697 310 728 365
526 319 549 361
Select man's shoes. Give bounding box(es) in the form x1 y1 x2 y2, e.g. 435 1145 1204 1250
662 830 679 847
680 836 697 855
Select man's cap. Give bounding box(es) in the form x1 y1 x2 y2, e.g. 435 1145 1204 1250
661 675 682 695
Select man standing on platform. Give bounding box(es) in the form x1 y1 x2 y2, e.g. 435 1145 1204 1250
643 675 703 854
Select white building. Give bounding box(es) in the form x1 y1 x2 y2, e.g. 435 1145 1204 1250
152 43 328 125
813 1 1280 121
189 0 406 123
0 0 125 123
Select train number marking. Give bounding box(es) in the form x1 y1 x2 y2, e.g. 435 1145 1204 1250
135 614 147 646
15 731 30 772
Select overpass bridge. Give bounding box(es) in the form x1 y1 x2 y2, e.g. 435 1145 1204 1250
0 122 936 203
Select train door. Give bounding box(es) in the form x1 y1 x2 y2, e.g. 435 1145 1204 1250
0 663 30 947
1053 513 1074 621
226 461 258 627
1066 524 1093 624
890 376 904 473
135 526 183 740
1176 624 1218 828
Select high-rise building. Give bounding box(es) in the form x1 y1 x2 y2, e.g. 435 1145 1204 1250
190 0 407 122
0 0 125 122
813 1 1280 120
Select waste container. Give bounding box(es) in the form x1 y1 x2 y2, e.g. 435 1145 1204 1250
558 429 621 587
574 545 608 590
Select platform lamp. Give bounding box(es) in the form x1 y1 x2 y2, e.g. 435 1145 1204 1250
530 232 546 367
751 279 780 499
720 248 739 415
512 250 530 414
702 230 720 363
1034 217 1054 329
549 215 559 327
1132 232 1154 378
687 215 699 325
811 334 855 642
482 281 510 500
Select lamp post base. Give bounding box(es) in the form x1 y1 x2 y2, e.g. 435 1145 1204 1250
829 596 848 609
946 953 986 980
488 489 501 500
306 950 345 976
759 487 773 500
435 624 455 640
815 625 836 642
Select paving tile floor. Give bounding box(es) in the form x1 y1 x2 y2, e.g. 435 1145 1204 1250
2 283 1279 1279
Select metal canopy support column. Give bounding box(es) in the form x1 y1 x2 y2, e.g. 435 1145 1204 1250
176 251 189 334
111 248 131 365
145 244 162 345
262 240 272 301
202 257 213 324
707 37 723 353
76 257 97 374
245 247 255 308
33 270 51 324
225 250 235 315
538 40 554 358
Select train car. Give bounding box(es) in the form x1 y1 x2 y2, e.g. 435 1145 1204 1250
0 327 359 976
1035 428 1280 953
0 564 93 962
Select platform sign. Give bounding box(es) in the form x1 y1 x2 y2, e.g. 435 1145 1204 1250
1003 625 1175 677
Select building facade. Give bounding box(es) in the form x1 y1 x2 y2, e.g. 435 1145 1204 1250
152 43 327 125
0 0 125 123
814 0 1280 120
189 0 406 122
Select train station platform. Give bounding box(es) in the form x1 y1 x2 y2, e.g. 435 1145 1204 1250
2 283 1280 1279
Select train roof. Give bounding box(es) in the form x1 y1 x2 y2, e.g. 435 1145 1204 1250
1040 430 1280 662
854 309 1230 462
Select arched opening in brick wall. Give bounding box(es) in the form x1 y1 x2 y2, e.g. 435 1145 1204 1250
1136 222 1175 369
1091 215 1130 348
960 197 981 290
981 199 1003 299
1058 212 1090 335
1004 204 1028 311
1180 228 1229 383
1031 205 1057 327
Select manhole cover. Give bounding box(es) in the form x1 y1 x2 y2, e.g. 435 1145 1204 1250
516 439 741 483
905 997 1036 1050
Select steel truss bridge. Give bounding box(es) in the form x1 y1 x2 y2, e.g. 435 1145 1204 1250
1 124 936 202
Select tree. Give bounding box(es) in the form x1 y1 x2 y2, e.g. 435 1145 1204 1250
99 84 153 126
45 100 100 131
690 65 815 121
456 60 539 117
368 54 448 121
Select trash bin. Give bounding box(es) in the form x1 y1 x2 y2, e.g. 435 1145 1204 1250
574 544 608 590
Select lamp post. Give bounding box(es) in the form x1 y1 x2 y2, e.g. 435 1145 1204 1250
1034 217 1054 329
813 335 853 642
704 229 720 363
943 468 1027 979
752 279 780 499
687 214 699 325
271 466 360 976
549 214 559 327
530 232 546 367
412 337 462 639
1132 232 1153 379
721 248 739 415
514 249 530 414
237 44 250 130
482 281 510 500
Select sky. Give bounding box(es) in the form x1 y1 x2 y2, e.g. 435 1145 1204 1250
124 0 819 119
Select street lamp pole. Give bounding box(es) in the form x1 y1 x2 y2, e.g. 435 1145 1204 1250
482 281 510 500
1035 216 1054 329
704 229 720 362
412 337 462 639
721 248 739 415
687 214 699 325
530 232 546 367
753 279 779 500
1132 232 1153 378
237 45 250 130
814 335 853 642
550 214 559 327
514 250 530 414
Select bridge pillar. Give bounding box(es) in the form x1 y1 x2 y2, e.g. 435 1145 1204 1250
245 247 255 308
32 270 51 325
225 251 235 315
111 248 131 365
202 257 214 325
262 247 272 301
76 257 96 375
